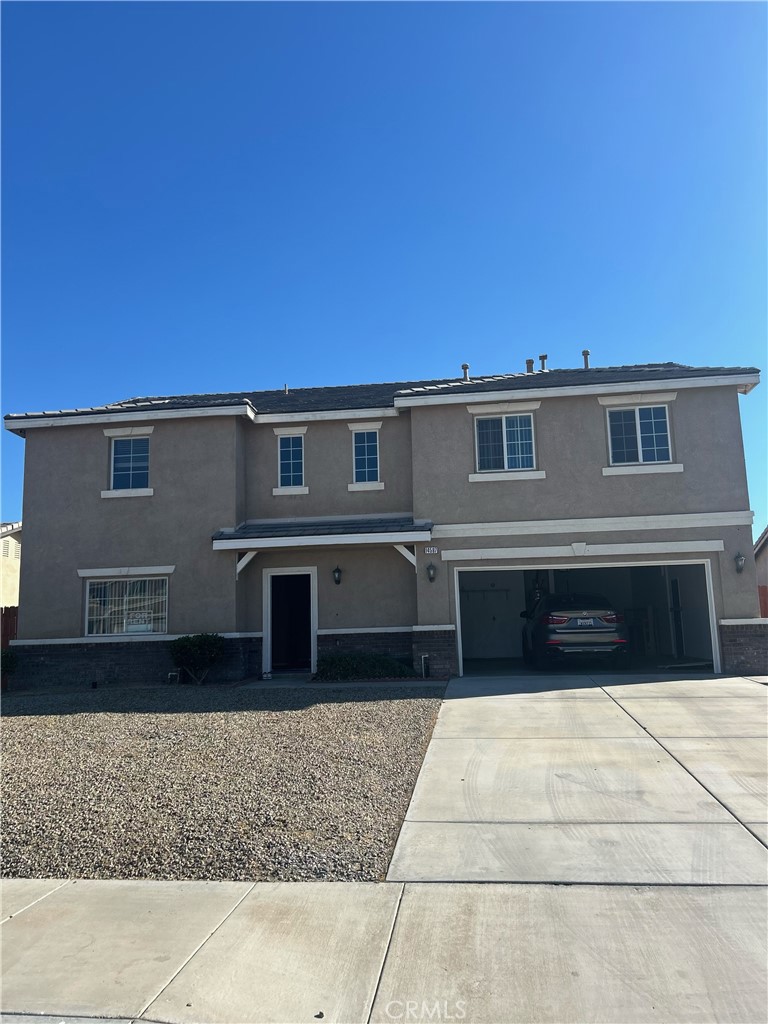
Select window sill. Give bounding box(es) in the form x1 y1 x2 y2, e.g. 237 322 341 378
468 471 546 482
602 463 683 476
272 486 309 495
101 488 154 498
348 481 385 492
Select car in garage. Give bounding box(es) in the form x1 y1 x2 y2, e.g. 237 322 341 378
521 592 630 669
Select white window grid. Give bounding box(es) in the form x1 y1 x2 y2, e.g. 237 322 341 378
606 405 672 466
352 430 379 483
474 414 536 472
111 436 150 490
85 577 168 636
278 435 304 487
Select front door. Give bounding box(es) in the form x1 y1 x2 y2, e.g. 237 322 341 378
271 573 311 671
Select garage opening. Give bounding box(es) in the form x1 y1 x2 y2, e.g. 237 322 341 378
458 563 714 675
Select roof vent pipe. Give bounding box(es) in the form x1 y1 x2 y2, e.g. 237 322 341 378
525 358 535 374
539 354 548 372
461 363 470 381
582 349 591 369
284 383 288 394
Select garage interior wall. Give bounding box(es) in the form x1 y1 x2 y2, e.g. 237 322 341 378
458 562 713 669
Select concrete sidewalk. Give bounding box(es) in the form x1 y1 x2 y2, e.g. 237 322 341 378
2 877 767 1024
2 672 767 1024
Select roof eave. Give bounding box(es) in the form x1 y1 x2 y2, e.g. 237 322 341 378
394 373 761 408
3 402 258 433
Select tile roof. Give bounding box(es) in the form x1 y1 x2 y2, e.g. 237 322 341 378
213 516 432 541
4 362 759 423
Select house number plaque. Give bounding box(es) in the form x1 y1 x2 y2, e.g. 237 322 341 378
424 546 439 555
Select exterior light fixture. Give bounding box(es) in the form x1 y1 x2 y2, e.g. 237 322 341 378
734 552 746 574
426 562 437 583
332 566 342 585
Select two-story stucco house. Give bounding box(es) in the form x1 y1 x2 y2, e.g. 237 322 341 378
4 359 766 684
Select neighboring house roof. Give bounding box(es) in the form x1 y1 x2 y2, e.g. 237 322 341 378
213 516 432 541
755 524 768 559
0 522 22 539
3 362 760 425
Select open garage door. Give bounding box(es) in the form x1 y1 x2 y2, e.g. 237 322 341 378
458 563 715 675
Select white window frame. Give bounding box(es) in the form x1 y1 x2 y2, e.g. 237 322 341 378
349 421 383 490
606 404 673 467
84 575 169 637
474 413 537 474
273 426 308 494
102 427 154 497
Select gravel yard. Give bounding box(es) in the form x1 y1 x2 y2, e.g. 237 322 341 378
1 683 442 881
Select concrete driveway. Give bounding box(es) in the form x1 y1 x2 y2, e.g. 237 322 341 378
389 672 768 883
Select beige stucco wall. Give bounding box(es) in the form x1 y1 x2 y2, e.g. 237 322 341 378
411 386 751 524
423 522 760 627
1 535 21 606
17 417 244 639
238 545 417 631
243 415 413 519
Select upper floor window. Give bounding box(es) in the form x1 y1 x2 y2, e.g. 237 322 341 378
353 430 379 482
608 406 670 465
279 435 304 487
112 437 150 489
86 577 168 635
476 414 535 472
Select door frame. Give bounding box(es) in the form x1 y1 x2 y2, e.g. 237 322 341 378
453 558 720 675
262 566 318 676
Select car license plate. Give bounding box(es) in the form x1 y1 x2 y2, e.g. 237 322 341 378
577 618 594 626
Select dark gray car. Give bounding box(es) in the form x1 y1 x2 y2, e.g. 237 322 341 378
521 592 630 669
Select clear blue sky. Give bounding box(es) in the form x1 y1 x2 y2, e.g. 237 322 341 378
2 2 766 531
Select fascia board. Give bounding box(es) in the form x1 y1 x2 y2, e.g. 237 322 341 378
213 531 431 551
394 374 760 408
253 408 399 424
4 405 256 434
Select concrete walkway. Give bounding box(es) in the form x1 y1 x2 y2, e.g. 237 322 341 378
2 673 767 1024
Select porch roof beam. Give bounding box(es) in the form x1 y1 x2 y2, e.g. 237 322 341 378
393 544 417 571
236 550 258 579
213 530 431 552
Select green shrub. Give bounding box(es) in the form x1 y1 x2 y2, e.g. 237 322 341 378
314 651 416 681
170 633 225 685
1 648 17 676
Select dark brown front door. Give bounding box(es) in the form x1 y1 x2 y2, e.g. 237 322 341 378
271 574 311 671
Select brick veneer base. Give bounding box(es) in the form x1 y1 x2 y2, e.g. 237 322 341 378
412 630 459 679
317 631 413 663
719 624 768 675
6 637 262 691
6 629 461 689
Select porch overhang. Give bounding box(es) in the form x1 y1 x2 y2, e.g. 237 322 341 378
212 515 433 552
214 531 432 551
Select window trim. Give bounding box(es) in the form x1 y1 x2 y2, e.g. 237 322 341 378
474 412 538 474
276 433 305 489
605 404 673 467
351 427 381 485
84 575 169 637
109 434 151 492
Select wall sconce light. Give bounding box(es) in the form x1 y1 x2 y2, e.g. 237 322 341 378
734 552 746 574
426 563 437 583
332 566 342 585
